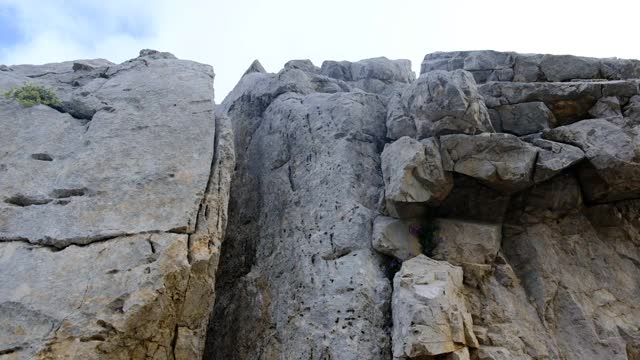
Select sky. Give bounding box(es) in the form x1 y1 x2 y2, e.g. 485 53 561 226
1 0 638 100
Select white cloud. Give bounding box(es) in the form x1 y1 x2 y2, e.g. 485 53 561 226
1 0 638 100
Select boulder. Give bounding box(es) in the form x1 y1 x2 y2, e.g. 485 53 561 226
539 54 601 82
543 118 640 202
372 216 422 260
392 255 478 359
432 219 502 266
523 136 585 183
387 70 494 139
491 101 555 135
589 96 622 118
320 57 415 95
382 136 453 216
243 59 267 76
440 133 538 193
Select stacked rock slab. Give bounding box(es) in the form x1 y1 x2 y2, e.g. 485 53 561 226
205 58 415 359
377 50 640 359
0 50 234 359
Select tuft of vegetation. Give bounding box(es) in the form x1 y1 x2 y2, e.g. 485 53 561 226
4 83 61 107
409 222 438 256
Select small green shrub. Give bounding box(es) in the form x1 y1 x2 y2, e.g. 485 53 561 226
4 83 61 107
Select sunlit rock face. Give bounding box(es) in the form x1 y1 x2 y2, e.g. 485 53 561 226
2 49 640 360
206 50 640 360
0 50 235 360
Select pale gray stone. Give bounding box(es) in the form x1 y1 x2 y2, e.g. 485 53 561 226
432 219 501 266
387 70 494 139
372 216 422 260
392 255 478 359
440 133 538 193
382 136 452 216
0 51 234 360
492 101 555 135
543 118 640 202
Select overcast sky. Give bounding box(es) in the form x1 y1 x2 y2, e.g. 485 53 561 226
1 0 638 100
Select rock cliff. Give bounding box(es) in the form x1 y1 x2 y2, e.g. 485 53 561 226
0 50 234 359
2 49 640 360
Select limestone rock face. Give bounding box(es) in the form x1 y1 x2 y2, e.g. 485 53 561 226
490 101 555 135
206 62 393 359
440 133 538 193
0 51 235 360
386 69 495 139
544 118 640 202
382 136 453 216
392 255 478 359
372 216 423 260
422 50 640 83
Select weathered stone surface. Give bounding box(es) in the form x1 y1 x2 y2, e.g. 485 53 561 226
486 81 638 127
382 136 452 216
543 118 640 202
432 219 501 266
491 101 555 135
0 51 235 360
0 51 217 247
387 69 494 139
372 216 422 260
243 59 266 76
207 69 391 359
522 135 585 183
499 175 640 360
392 255 478 359
422 50 640 83
589 96 623 118
440 133 538 193
320 57 415 95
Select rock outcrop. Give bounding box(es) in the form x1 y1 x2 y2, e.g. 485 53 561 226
0 50 234 359
3 48 640 360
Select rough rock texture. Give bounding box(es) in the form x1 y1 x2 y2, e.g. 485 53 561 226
205 59 399 359
372 216 423 261
382 136 452 216
422 50 640 83
392 255 478 359
5 49 640 360
440 133 538 193
386 69 494 139
0 50 234 359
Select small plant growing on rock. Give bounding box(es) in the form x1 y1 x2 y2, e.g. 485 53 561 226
409 222 437 256
4 83 61 107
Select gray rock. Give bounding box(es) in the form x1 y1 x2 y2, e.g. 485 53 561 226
0 52 234 360
492 101 555 135
543 118 640 202
392 255 478 359
387 70 494 139
435 175 512 223
432 219 502 266
624 95 640 121
422 50 640 83
421 51 516 83
283 59 319 73
0 54 217 247
440 133 538 193
539 54 601 82
523 136 585 183
208 73 391 359
320 57 415 95
589 96 623 118
382 136 452 216
243 59 266 76
372 216 422 260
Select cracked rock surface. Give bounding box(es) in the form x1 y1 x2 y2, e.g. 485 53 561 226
0 50 235 359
